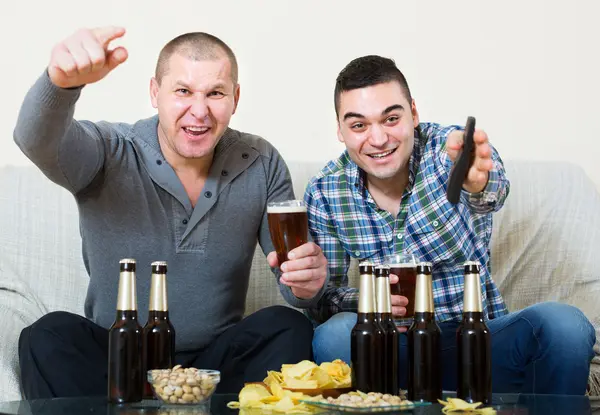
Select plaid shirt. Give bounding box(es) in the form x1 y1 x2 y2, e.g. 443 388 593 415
304 122 510 324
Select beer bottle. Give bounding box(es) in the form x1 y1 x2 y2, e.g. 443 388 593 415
108 259 143 404
407 262 442 402
374 265 399 395
351 261 385 393
142 261 176 398
457 261 492 404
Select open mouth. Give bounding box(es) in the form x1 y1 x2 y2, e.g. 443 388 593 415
367 148 397 159
183 126 211 137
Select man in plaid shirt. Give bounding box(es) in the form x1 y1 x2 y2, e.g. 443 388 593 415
299 55 595 395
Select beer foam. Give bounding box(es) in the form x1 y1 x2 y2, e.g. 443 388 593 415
267 205 307 214
388 263 416 268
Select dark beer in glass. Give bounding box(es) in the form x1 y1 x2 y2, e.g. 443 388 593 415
267 200 308 266
386 253 417 326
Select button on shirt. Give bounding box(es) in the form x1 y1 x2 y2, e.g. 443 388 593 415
303 123 510 324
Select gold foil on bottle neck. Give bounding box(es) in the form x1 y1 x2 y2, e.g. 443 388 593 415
358 270 376 313
116 271 137 311
463 272 483 312
149 272 168 312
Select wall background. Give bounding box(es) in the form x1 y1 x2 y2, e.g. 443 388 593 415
2 1 598 189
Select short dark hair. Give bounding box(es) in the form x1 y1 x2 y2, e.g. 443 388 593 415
155 32 238 85
334 55 412 117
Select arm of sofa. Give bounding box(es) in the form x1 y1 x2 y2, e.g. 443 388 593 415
0 264 48 402
0 301 41 402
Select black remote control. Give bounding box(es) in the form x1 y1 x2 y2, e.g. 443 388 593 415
446 116 476 204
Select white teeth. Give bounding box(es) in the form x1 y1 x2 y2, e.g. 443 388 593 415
369 149 394 159
185 126 209 133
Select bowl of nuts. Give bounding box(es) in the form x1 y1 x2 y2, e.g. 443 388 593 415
147 365 220 406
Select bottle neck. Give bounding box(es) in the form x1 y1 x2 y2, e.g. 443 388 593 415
376 312 394 324
149 273 168 312
357 312 376 323
375 276 392 313
414 273 434 313
116 271 137 311
148 310 170 320
461 311 484 323
115 310 138 320
358 274 376 313
463 273 483 312
412 311 435 323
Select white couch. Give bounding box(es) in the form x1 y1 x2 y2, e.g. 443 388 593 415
1 159 599 401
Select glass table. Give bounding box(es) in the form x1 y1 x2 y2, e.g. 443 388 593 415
0 392 596 414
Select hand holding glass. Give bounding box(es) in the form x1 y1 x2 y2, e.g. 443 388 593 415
267 200 309 266
386 253 417 326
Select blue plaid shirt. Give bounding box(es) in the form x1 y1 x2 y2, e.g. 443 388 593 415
303 123 510 324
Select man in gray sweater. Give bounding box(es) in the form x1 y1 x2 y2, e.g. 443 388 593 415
13 26 328 398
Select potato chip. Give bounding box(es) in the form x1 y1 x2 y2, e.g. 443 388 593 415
238 383 271 407
310 367 336 389
270 381 284 398
438 398 496 414
229 360 353 413
317 359 351 387
273 396 296 412
282 360 317 379
282 377 318 390
265 370 284 384
228 383 316 414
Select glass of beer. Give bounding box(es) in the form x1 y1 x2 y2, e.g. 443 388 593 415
386 252 418 326
267 200 308 266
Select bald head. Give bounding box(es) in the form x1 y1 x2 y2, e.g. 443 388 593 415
155 32 238 85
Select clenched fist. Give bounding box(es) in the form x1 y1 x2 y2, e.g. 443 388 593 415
48 26 128 89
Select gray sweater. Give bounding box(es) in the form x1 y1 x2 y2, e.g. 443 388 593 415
13 72 325 351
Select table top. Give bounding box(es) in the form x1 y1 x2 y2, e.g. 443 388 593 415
0 392 596 415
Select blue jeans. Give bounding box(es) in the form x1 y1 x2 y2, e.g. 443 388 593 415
312 302 596 395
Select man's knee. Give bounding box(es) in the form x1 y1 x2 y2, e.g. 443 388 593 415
312 312 356 364
520 302 595 356
255 305 313 337
20 311 84 359
314 312 356 339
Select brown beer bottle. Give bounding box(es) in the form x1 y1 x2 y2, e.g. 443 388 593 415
351 261 385 393
457 261 492 404
407 262 442 402
375 265 399 395
108 259 143 403
142 261 176 398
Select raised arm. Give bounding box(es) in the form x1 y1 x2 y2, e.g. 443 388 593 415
13 26 128 194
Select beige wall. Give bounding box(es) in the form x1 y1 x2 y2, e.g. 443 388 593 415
2 0 599 190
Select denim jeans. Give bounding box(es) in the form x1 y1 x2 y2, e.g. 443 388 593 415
312 302 596 395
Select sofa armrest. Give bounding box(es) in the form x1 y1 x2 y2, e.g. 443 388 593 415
0 275 47 402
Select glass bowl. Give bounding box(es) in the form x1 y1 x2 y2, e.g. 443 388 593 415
147 367 220 406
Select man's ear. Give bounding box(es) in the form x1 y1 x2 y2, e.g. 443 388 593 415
411 98 420 126
150 77 159 109
232 83 241 114
337 124 345 144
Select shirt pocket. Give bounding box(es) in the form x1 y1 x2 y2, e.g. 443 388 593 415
404 198 458 263
337 233 383 263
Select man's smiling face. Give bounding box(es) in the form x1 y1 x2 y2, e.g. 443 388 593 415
337 81 420 181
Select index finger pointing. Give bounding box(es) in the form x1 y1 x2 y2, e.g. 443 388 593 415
92 26 126 48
